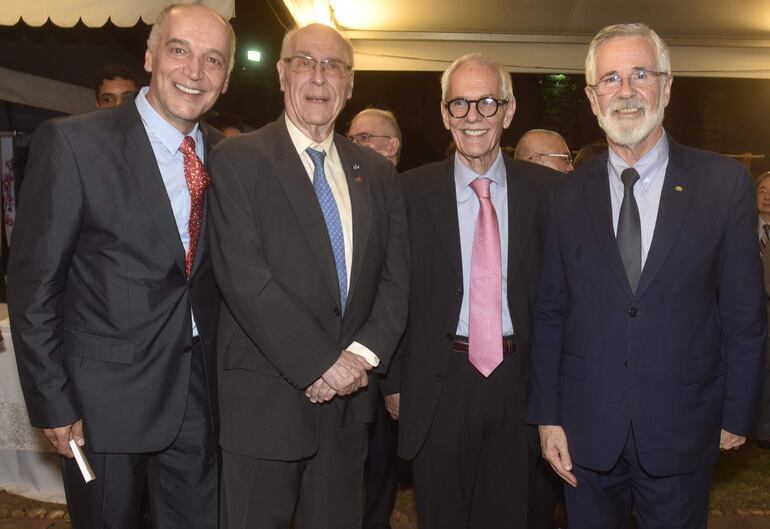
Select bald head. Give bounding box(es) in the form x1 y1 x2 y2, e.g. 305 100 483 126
514 129 573 173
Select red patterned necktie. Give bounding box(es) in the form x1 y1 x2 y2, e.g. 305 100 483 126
468 177 503 377
179 136 210 278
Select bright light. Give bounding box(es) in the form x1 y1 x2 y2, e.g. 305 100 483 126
247 50 262 62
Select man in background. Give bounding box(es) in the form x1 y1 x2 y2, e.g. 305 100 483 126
514 129 573 173
94 64 138 109
348 108 402 167
9 5 234 527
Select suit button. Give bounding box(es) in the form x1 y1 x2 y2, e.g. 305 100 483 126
445 333 453 341
455 287 463 295
627 307 639 317
334 308 341 316
435 374 444 383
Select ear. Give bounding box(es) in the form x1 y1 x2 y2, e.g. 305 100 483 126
585 86 600 117
662 75 673 108
277 60 287 92
440 101 451 131
346 71 354 100
502 95 516 129
144 45 153 74
386 137 400 158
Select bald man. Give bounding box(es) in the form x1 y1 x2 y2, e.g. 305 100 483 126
348 108 402 167
514 129 573 173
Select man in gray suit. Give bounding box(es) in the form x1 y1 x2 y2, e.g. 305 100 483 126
9 4 233 528
208 23 409 529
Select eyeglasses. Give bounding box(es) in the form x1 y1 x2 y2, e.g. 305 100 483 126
281 55 352 78
529 152 572 163
589 70 668 96
444 97 509 119
348 132 393 145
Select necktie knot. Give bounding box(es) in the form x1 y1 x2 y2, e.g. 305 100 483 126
306 147 326 169
470 177 491 199
621 167 640 189
764 224 770 238
180 135 196 156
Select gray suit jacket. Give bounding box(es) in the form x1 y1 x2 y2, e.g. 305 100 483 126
208 116 409 461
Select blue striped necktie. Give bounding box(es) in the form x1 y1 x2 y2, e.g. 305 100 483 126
306 147 347 310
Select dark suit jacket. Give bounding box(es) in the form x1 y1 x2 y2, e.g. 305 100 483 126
8 101 222 453
389 155 558 460
526 138 766 475
207 116 409 461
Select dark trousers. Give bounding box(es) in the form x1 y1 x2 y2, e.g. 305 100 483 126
565 427 713 529
220 403 368 529
363 395 399 529
62 343 217 529
412 351 529 529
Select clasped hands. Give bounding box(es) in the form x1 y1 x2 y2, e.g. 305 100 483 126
305 350 372 404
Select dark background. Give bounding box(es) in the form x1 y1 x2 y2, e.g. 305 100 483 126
0 0 768 175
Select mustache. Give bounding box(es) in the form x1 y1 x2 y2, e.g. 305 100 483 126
609 98 649 113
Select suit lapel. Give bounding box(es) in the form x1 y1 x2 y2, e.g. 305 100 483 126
270 119 342 307
584 155 635 300
336 136 372 305
116 104 186 276
425 157 462 280
635 140 695 298
504 158 536 292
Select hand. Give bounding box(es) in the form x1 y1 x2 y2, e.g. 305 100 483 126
321 350 370 396
539 425 577 487
42 419 84 458
305 378 337 404
719 429 746 451
384 393 400 420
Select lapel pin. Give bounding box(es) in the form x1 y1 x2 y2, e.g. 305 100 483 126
674 185 684 192
355 175 364 183
352 163 360 170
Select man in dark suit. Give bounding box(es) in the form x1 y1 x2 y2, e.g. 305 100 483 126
8 4 233 528
207 23 409 529
386 53 558 529
526 23 766 529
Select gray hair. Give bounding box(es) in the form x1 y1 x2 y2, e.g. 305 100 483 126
757 171 770 188
441 53 513 102
147 3 237 77
351 108 402 163
280 24 355 68
585 23 670 86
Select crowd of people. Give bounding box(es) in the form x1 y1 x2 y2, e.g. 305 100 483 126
6 3 768 529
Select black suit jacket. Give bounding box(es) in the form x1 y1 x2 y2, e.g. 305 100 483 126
390 155 558 460
8 101 222 453
526 139 766 475
208 116 409 461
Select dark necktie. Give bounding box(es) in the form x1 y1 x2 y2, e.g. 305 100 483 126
761 224 769 257
179 136 210 278
468 178 503 377
306 147 347 310
617 168 641 294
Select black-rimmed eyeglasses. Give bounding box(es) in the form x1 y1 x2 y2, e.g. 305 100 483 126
281 55 352 78
588 70 668 96
444 97 509 119
348 132 392 145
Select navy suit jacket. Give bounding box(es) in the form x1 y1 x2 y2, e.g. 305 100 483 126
526 137 766 475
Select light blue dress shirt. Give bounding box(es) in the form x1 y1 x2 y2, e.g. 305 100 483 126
135 87 204 334
454 150 514 337
608 132 669 269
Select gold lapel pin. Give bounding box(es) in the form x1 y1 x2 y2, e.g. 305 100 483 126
674 185 684 192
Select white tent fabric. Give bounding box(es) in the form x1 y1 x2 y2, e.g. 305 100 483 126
0 67 93 115
0 0 234 28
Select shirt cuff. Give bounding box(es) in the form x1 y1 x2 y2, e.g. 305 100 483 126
347 341 380 367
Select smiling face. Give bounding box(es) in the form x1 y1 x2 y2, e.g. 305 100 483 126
585 35 671 159
278 24 354 143
144 5 232 134
441 61 515 175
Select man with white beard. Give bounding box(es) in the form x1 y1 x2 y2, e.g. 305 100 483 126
526 23 766 529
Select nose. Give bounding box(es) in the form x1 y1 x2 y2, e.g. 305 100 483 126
184 55 205 81
311 61 327 85
465 102 482 122
617 76 635 98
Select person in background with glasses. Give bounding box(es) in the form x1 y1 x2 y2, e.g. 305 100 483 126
348 108 401 168
207 23 409 529
754 171 770 451
526 23 765 529
390 52 560 529
514 129 574 174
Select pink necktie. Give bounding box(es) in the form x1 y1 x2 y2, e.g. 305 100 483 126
179 136 210 278
468 178 503 377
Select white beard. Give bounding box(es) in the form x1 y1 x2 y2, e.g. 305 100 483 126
597 94 665 147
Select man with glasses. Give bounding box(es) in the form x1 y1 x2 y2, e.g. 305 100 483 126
514 129 573 173
207 23 409 529
390 52 559 529
348 108 401 167
526 23 765 529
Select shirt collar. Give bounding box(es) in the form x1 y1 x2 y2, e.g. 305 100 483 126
608 130 669 187
135 87 200 155
453 148 506 199
285 114 335 155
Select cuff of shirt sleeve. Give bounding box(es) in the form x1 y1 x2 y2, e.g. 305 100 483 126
347 341 380 367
